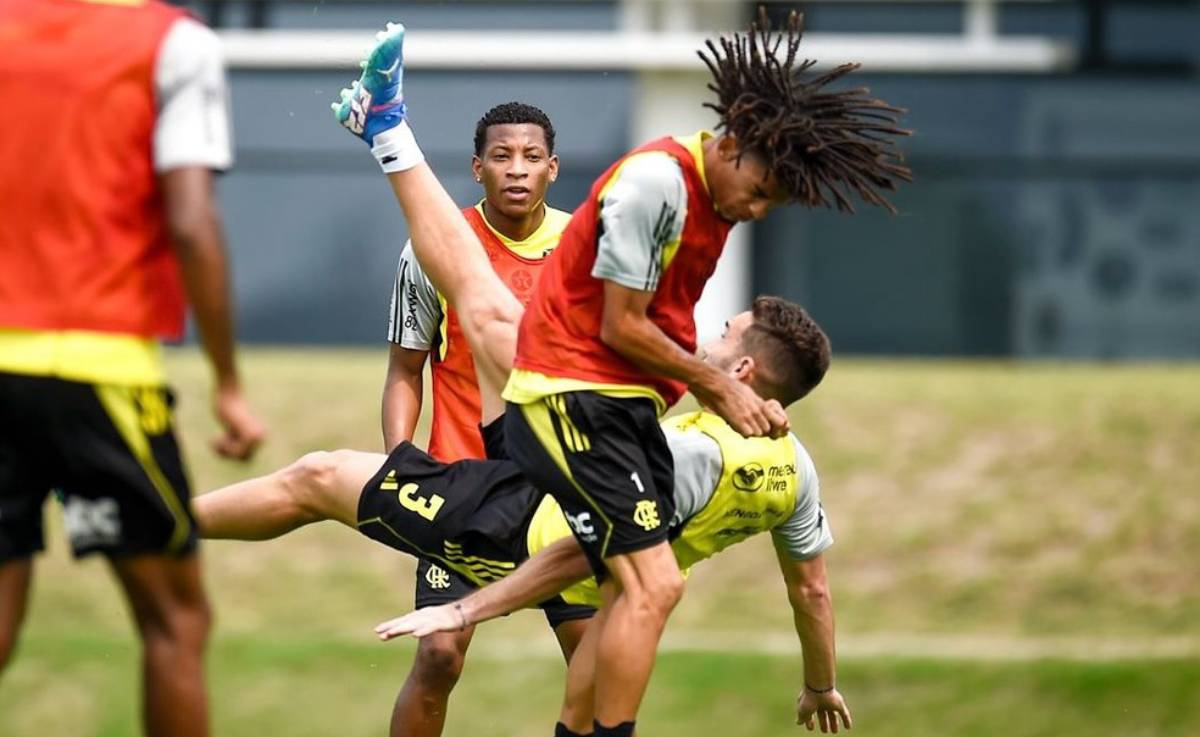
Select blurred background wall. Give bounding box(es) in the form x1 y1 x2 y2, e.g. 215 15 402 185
172 0 1200 357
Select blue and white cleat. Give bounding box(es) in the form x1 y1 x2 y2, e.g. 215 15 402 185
332 22 407 145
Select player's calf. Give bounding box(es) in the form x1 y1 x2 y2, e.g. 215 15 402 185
0 559 33 673
112 555 211 737
390 628 475 737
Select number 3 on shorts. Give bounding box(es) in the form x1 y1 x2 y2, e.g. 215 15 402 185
398 482 445 521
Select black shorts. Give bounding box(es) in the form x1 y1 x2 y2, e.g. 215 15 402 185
504 392 675 576
0 372 196 561
357 441 540 585
414 558 594 631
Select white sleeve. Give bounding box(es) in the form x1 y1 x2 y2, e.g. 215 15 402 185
153 18 233 172
591 153 687 292
771 438 834 561
663 428 723 529
387 242 443 350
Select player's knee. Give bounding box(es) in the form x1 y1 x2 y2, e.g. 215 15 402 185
651 568 685 613
462 294 522 340
411 634 468 690
628 568 684 620
137 589 212 658
281 450 346 517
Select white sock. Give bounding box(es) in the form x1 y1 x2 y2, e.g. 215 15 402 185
371 120 424 173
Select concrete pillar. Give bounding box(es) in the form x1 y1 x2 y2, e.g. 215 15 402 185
625 1 750 342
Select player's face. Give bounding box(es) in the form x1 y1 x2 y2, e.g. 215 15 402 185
473 123 558 222
700 311 756 378
709 137 790 223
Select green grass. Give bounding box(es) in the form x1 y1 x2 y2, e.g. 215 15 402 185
3 351 1199 736
4 632 1199 737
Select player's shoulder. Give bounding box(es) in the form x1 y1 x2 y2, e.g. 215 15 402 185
788 431 820 489
161 15 220 52
617 151 685 184
157 15 222 78
602 151 685 202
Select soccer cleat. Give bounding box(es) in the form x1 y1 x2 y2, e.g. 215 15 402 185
332 22 407 145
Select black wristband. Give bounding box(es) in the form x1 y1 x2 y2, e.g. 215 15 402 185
806 683 835 694
454 602 468 631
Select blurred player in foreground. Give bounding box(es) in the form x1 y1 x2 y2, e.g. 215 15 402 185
0 1 264 736
381 102 593 737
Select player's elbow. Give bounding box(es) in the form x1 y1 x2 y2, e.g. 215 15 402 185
789 579 830 610
598 311 636 352
166 204 220 255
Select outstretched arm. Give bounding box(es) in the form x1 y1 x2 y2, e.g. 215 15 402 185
602 282 787 437
162 167 265 460
776 548 852 733
375 536 592 639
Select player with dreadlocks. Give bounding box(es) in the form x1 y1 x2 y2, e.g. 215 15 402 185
330 10 909 737
497 10 909 737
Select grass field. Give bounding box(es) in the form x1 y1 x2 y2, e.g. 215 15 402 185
2 350 1198 736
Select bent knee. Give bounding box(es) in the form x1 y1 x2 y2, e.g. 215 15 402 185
412 634 469 686
626 569 685 618
281 450 356 515
138 593 212 652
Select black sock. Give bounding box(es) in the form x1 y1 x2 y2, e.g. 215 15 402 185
554 722 593 737
593 720 635 737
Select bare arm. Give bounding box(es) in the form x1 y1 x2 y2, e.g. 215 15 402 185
375 536 593 639
777 548 852 733
382 344 428 452
601 281 787 437
161 166 264 460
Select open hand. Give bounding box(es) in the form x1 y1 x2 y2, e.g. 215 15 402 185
375 603 467 641
796 687 852 733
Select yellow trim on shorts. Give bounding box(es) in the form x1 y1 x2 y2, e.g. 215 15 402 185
94 385 190 553
0 328 165 386
547 394 591 452
443 540 515 579
356 516 494 586
520 399 614 559
502 369 667 415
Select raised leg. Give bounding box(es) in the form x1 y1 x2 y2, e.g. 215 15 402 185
194 449 385 539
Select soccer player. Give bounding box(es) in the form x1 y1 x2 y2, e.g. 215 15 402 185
381 102 593 737
327 15 907 737
0 1 265 736
497 12 910 737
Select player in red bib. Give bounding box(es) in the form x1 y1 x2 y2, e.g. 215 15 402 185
0 1 265 735
381 103 592 737
499 13 912 737
331 12 910 737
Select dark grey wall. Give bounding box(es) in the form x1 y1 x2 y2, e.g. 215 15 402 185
755 74 1200 358
219 69 632 344
191 1 1200 356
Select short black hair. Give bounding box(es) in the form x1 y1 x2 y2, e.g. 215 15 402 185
700 8 913 213
740 296 831 406
473 102 556 157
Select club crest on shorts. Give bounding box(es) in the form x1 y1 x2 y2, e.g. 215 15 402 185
732 463 766 493
424 564 452 590
633 500 660 531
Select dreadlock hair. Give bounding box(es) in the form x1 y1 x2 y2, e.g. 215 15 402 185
473 101 557 156
739 296 831 406
699 7 913 213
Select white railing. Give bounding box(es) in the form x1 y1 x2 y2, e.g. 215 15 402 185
219 0 1077 74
